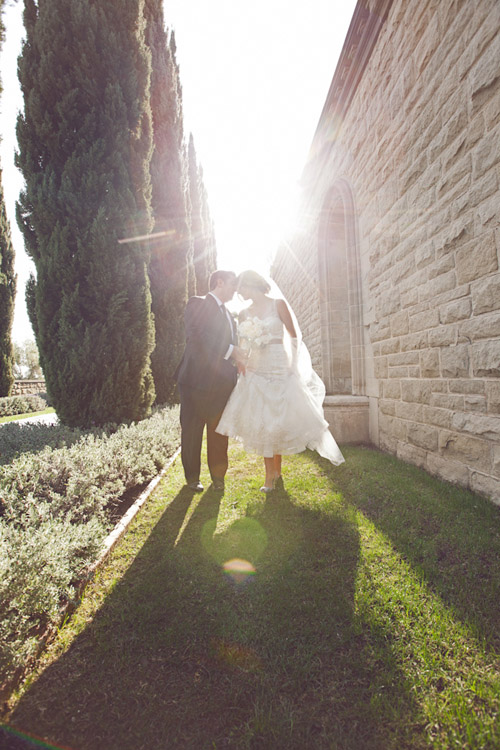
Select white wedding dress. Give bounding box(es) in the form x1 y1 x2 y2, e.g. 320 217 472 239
216 301 344 464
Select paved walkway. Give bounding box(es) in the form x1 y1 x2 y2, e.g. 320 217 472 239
1 412 58 427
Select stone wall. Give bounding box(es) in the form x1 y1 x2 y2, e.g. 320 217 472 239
11 380 46 396
273 0 500 503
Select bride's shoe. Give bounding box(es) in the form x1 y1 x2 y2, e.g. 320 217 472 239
260 478 275 493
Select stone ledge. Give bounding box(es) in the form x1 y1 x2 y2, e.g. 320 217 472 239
323 394 370 444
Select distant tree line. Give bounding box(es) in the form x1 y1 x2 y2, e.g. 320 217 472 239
0 0 16 397
4 0 216 424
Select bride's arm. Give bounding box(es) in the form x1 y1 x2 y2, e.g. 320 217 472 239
276 299 297 338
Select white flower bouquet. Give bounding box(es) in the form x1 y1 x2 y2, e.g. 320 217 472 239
238 317 273 351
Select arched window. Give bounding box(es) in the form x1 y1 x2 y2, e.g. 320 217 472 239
318 179 365 395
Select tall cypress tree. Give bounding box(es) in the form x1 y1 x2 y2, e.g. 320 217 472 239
0 2 16 397
188 134 216 295
0 176 16 396
144 2 192 404
16 0 155 426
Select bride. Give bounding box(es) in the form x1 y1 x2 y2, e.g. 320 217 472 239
216 270 344 491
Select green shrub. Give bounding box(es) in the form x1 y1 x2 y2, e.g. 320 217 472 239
0 516 105 675
0 394 47 417
0 406 180 684
0 420 95 466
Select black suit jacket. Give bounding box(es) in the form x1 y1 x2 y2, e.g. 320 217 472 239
175 294 237 404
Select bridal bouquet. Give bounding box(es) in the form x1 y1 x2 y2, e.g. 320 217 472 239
239 317 273 351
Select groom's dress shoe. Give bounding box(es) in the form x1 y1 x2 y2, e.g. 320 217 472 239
187 481 204 492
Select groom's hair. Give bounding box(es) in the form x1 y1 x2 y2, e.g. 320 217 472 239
209 270 235 290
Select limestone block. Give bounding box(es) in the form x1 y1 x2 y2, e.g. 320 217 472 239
430 393 465 410
400 150 427 192
471 274 500 315
440 344 470 378
494 445 500 478
388 351 420 366
448 379 485 394
398 269 428 295
409 308 440 332
437 155 471 200
427 453 470 487
428 255 455 280
434 214 472 258
485 94 500 131
420 348 440 377
380 431 398 454
420 160 442 191
422 405 453 429
392 255 416 284
375 292 401 318
408 366 421 377
379 413 406 440
428 325 457 347
380 399 396 417
415 241 435 270
470 472 500 505
470 31 500 98
406 421 439 451
383 380 402 399
462 312 500 340
466 113 485 150
439 298 471 324
439 430 492 472
390 310 409 336
381 338 401 355
472 124 500 179
401 379 432 404
374 356 388 379
477 193 500 229
419 271 457 302
388 366 409 378
451 411 500 441
439 283 471 305
370 318 391 342
471 340 500 377
469 169 498 208
442 133 466 175
464 395 487 413
395 401 424 422
455 232 498 284
396 440 428 469
400 288 419 308
429 111 467 162
486 382 500 414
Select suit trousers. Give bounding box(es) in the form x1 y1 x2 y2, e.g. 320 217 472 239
178 383 230 483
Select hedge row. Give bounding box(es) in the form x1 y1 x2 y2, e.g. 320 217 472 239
0 394 48 418
0 406 180 684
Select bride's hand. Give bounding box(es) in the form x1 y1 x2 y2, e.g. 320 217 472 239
232 346 249 365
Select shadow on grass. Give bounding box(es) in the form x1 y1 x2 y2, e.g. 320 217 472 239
7 479 423 749
313 445 500 651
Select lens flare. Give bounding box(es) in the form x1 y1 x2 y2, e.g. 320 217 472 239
223 557 256 584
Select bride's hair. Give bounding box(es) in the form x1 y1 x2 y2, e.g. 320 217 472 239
237 270 271 294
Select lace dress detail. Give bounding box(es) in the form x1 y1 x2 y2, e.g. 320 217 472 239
216 302 344 464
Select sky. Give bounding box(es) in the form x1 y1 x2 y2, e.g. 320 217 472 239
0 0 357 343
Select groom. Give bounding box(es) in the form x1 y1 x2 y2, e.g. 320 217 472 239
175 270 247 492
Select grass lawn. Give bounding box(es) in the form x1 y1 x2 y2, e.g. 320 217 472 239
0 408 55 424
2 443 500 749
